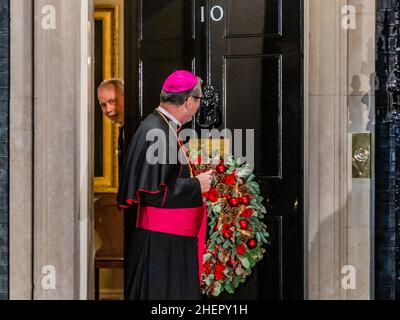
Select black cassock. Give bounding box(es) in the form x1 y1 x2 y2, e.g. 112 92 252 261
117 110 204 300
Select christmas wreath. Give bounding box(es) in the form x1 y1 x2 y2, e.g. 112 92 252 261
190 152 269 297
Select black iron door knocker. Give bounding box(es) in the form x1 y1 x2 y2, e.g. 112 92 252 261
196 85 222 129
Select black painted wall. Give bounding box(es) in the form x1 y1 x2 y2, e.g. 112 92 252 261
0 0 9 300
375 0 398 300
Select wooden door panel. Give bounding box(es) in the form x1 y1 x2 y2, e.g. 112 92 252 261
224 54 282 178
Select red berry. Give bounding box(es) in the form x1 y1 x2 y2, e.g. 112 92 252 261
216 165 226 173
247 238 257 249
212 250 216 255
226 194 231 199
240 196 250 206
228 259 235 267
229 198 239 207
215 245 219 250
214 225 219 231
239 220 249 230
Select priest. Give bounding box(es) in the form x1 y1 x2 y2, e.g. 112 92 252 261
117 70 213 300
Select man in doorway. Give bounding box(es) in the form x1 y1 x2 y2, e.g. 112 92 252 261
98 78 124 124
97 78 125 182
117 70 213 300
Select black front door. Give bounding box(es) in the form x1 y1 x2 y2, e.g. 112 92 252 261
125 0 303 300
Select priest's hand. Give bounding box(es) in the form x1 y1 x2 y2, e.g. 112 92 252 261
196 169 213 193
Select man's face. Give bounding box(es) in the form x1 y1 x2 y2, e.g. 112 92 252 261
183 88 203 124
98 85 124 124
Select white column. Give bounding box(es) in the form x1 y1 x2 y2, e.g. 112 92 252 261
9 0 33 300
32 0 88 299
305 0 374 299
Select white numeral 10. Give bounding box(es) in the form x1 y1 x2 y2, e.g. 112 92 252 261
201 6 224 22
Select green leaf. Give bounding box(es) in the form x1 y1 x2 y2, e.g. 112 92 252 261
232 276 239 288
260 233 269 244
211 203 221 213
236 164 252 178
246 174 255 183
205 274 214 286
223 239 231 249
203 253 212 263
211 232 219 240
213 282 222 297
224 281 234 294
247 183 259 195
225 156 234 165
239 256 250 269
259 222 267 228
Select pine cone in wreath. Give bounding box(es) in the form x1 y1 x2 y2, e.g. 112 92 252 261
215 173 225 183
239 184 249 196
220 201 230 213
231 207 239 216
221 213 233 224
216 183 226 194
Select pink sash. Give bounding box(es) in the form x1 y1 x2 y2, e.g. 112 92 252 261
136 204 207 284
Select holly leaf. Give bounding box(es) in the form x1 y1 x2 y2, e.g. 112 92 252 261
204 274 214 286
224 282 234 294
236 164 252 178
213 282 222 297
225 156 235 166
203 253 212 263
222 239 230 249
232 276 240 288
238 256 250 269
211 231 219 240
249 257 257 268
211 203 221 213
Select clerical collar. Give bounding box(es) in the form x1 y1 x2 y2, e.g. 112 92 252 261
157 106 182 127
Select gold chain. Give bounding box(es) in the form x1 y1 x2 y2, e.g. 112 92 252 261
156 109 194 177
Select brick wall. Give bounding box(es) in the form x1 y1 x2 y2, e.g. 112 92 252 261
0 0 9 300
375 0 397 300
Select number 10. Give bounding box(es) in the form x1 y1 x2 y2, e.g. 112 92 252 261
201 6 224 22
